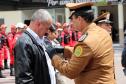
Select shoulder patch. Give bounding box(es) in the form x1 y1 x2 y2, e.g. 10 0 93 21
78 32 88 42
74 46 83 57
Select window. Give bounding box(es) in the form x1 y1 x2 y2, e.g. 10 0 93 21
0 18 4 26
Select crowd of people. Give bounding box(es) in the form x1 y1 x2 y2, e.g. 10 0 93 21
0 21 82 78
0 2 116 84
0 22 26 77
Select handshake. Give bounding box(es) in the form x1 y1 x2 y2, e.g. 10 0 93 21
46 46 64 59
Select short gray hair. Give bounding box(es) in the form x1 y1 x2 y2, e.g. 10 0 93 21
31 9 52 22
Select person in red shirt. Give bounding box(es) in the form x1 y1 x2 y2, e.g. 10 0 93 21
7 24 16 76
56 22 63 45
61 23 71 46
0 32 5 78
12 23 26 50
0 24 9 69
10 23 25 76
61 23 79 47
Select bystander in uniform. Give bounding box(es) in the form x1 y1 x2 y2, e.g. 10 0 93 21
0 24 9 69
0 28 5 78
7 24 16 76
12 23 26 51
61 23 71 46
94 12 112 35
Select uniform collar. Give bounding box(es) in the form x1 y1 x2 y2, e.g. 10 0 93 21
81 23 96 34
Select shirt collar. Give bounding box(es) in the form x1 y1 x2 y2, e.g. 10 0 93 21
26 28 43 44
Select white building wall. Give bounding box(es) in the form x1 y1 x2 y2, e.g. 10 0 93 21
118 4 124 46
47 8 65 24
21 10 36 21
47 9 56 23
0 9 56 32
55 8 65 24
22 9 58 23
65 8 70 23
0 11 23 32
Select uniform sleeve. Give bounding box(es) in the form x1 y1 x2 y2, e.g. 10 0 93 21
52 43 93 79
14 39 34 84
64 46 74 59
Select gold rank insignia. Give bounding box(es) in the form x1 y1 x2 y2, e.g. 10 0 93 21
74 46 83 57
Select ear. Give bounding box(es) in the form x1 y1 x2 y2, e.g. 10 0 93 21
78 16 82 21
35 20 41 27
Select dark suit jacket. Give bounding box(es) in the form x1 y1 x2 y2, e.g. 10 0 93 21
14 31 51 84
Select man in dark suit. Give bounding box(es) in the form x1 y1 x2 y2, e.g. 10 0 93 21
14 9 56 84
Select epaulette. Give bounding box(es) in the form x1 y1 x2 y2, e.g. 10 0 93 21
78 32 88 42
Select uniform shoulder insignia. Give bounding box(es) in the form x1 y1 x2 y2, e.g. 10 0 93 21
74 46 83 57
78 32 88 42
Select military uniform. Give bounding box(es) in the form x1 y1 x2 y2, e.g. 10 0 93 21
52 23 115 84
52 2 115 84
94 12 112 34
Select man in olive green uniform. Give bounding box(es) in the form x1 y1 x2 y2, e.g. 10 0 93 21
51 2 115 84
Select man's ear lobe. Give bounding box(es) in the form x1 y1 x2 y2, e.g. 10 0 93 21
34 20 40 26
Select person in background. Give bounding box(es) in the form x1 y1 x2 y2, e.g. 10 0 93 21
61 22 79 47
0 24 9 69
14 9 56 84
56 22 62 30
12 22 26 48
43 24 60 48
7 24 16 76
0 28 5 78
121 36 126 75
24 24 28 30
16 23 26 33
56 22 63 44
69 22 82 46
43 24 61 84
61 23 71 46
121 21 126 75
50 2 115 84
44 24 74 84
94 12 112 35
8 23 25 77
9 24 16 35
